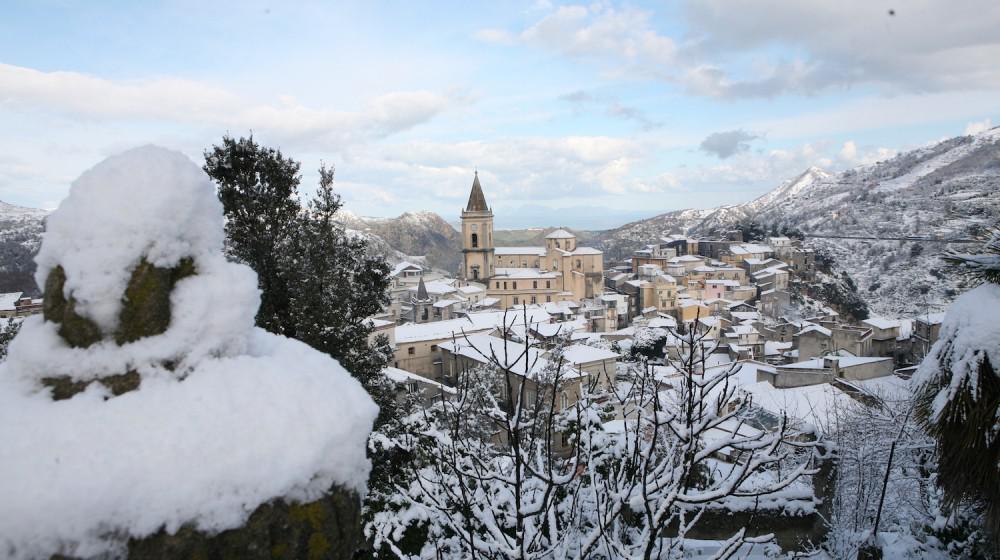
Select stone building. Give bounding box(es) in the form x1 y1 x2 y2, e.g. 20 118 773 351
459 173 605 308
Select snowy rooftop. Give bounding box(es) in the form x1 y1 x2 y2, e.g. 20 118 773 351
862 317 901 330
411 279 456 296
570 247 602 255
669 255 704 263
796 325 832 337
438 333 584 380
729 244 773 255
531 319 585 338
764 341 793 356
0 292 23 311
780 356 892 370
916 312 947 325
560 344 619 365
395 308 552 343
389 261 422 277
545 229 575 239
647 316 677 329
383 367 456 395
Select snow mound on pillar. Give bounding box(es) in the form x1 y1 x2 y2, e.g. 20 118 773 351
35 145 225 332
0 146 378 559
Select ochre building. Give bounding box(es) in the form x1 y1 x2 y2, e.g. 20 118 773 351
459 173 604 309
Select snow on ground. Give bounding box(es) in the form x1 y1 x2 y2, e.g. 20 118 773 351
0 146 378 559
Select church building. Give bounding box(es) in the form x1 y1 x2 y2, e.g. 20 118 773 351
460 173 605 309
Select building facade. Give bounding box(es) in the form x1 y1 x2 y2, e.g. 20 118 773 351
460 174 605 308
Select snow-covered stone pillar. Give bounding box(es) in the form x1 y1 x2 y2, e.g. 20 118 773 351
0 146 378 559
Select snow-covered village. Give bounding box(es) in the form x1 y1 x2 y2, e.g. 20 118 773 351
1 3 999 560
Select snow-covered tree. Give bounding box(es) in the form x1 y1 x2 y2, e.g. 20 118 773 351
0 317 21 361
915 229 1000 545
368 315 816 559
288 164 394 420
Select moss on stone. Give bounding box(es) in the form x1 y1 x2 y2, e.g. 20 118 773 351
41 371 142 401
289 500 326 531
122 486 363 560
307 533 331 560
116 257 196 345
43 265 103 349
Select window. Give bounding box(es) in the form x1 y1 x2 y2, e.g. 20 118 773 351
513 282 517 289
503 281 507 289
471 266 480 280
533 281 537 289
496 282 500 289
408 347 415 355
561 392 569 410
546 295 551 302
546 281 551 289
406 382 418 394
530 296 536 304
552 260 558 270
471 233 478 248
430 344 438 351
575 259 582 269
514 296 519 305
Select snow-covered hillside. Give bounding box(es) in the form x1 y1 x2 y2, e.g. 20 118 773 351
0 201 47 294
597 127 1000 317
337 209 461 273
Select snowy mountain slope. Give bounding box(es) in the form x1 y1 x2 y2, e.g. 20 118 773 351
337 210 462 273
596 127 1000 316
593 208 718 261
0 202 48 294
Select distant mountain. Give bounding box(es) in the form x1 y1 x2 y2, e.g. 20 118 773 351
595 127 1000 316
0 202 48 295
337 210 462 273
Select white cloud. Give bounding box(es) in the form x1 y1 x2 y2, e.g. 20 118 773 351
699 129 758 159
0 63 455 149
477 1 1000 97
964 118 993 135
476 4 676 79
751 90 1000 140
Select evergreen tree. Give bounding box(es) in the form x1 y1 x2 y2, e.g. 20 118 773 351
288 164 396 422
203 135 301 336
916 229 1000 545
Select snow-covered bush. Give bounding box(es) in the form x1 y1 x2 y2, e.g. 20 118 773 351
369 323 816 558
0 146 378 559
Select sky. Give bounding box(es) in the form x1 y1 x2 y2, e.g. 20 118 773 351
1 0 999 229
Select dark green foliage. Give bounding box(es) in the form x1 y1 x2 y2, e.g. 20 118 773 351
943 227 1000 285
287 164 395 424
734 219 768 242
818 271 869 321
915 229 1000 546
916 356 1000 541
203 135 302 336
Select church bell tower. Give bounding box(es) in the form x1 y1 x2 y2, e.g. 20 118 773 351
460 171 494 282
